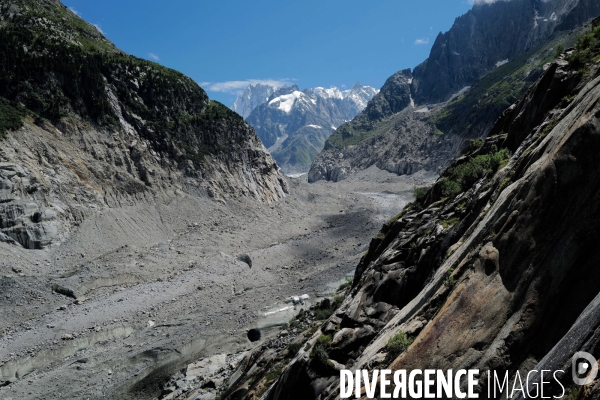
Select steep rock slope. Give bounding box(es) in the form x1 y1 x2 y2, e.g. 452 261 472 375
411 0 599 104
245 83 378 174
309 0 600 183
0 0 287 249
222 27 600 400
307 102 464 183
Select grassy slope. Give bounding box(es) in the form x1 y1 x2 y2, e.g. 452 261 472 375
326 113 395 149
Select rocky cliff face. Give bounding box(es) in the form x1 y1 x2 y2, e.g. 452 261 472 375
309 0 600 184
307 103 464 183
307 39 556 184
245 83 378 174
412 0 600 104
0 0 287 249
221 27 600 400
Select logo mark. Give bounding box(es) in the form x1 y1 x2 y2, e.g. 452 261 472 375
572 351 598 386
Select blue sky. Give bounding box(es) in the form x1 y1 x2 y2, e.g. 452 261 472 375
62 0 474 106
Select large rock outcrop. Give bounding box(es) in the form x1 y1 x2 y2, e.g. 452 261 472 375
307 103 463 183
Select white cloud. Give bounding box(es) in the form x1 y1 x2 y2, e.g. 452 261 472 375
414 38 430 45
200 79 295 94
92 23 104 34
68 7 80 16
148 53 160 61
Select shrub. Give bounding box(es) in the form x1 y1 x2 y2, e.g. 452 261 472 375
311 345 330 364
387 332 413 360
289 320 302 329
0 97 25 139
467 138 484 153
541 116 560 138
554 44 564 58
566 26 600 67
440 178 462 199
314 294 345 321
441 217 460 228
498 177 512 193
316 334 332 347
295 309 306 319
265 365 283 382
566 387 580 400
314 307 335 321
310 334 333 368
338 277 353 291
386 210 406 225
413 186 429 202
441 147 511 199
443 268 457 287
287 342 302 357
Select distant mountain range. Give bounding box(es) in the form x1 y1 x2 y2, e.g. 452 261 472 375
232 83 378 174
231 83 276 119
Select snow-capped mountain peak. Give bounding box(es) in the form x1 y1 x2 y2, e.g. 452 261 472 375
268 91 311 113
308 87 344 100
242 83 379 174
231 83 277 119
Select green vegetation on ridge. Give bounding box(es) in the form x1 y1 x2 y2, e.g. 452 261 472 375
8 0 117 52
440 147 511 199
0 6 253 167
0 97 26 139
386 331 413 361
567 24 600 67
326 115 393 148
429 30 581 141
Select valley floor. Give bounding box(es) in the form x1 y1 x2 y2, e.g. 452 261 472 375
0 166 435 399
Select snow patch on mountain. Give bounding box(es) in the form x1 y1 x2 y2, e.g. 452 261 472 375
269 91 305 113
310 87 344 99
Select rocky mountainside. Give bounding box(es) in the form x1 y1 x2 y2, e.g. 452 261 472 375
0 0 287 249
244 83 378 174
231 83 277 119
220 24 600 400
411 0 600 104
309 0 600 183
